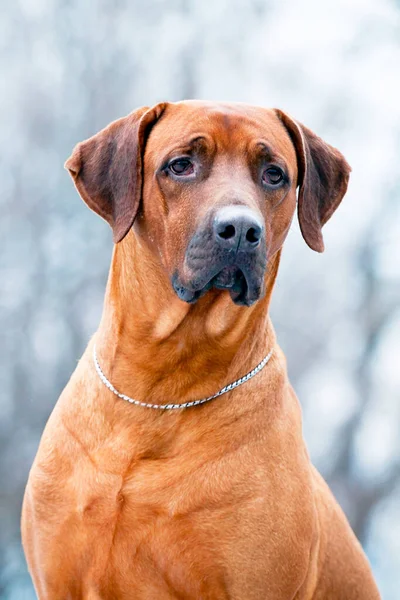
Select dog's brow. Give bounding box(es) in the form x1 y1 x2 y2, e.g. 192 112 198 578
158 136 212 168
174 134 211 149
189 135 208 146
174 135 209 152
255 142 288 169
256 142 277 160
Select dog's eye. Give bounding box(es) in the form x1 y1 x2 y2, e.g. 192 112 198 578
262 167 284 186
169 158 194 176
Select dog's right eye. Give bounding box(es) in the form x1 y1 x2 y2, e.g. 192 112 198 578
168 158 194 176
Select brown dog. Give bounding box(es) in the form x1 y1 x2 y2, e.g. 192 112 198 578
22 101 381 599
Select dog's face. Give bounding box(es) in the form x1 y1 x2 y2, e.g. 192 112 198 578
139 102 298 306
66 101 350 307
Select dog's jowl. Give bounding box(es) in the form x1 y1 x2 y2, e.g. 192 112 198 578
22 101 381 599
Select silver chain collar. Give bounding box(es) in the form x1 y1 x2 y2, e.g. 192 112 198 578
93 345 274 410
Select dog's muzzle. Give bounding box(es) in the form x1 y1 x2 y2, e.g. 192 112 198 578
172 206 267 306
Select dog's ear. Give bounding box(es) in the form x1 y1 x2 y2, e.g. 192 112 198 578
274 109 351 252
65 103 167 243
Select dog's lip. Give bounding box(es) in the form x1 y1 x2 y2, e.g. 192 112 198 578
173 266 258 306
211 266 244 290
172 283 207 304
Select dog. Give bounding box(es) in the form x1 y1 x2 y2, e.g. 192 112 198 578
22 101 381 599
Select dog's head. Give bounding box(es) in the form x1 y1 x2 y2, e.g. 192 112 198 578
66 101 350 307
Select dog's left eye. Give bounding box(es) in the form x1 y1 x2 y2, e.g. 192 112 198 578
169 158 194 176
262 167 285 186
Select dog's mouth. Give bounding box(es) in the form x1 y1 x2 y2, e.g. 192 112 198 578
172 265 261 307
212 266 248 302
172 216 268 307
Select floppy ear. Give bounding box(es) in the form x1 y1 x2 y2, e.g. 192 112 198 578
274 109 351 252
65 103 167 243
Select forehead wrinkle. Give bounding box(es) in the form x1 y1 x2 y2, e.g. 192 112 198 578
255 142 275 160
148 135 216 172
147 103 297 172
199 110 292 158
167 135 212 154
162 108 258 152
252 141 289 170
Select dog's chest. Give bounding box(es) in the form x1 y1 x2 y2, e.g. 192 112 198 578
71 486 305 599
28 402 316 599
44 447 315 600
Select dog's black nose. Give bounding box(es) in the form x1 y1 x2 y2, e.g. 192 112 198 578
213 206 264 251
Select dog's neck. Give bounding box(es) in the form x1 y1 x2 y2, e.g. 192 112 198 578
95 230 281 406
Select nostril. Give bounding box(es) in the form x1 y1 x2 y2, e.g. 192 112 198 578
218 224 236 240
246 227 260 244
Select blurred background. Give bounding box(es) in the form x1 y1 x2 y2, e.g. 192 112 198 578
1 0 400 597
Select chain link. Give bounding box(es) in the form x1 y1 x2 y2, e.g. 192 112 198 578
93 345 273 410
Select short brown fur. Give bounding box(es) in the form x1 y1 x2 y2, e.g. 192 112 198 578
22 101 380 599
